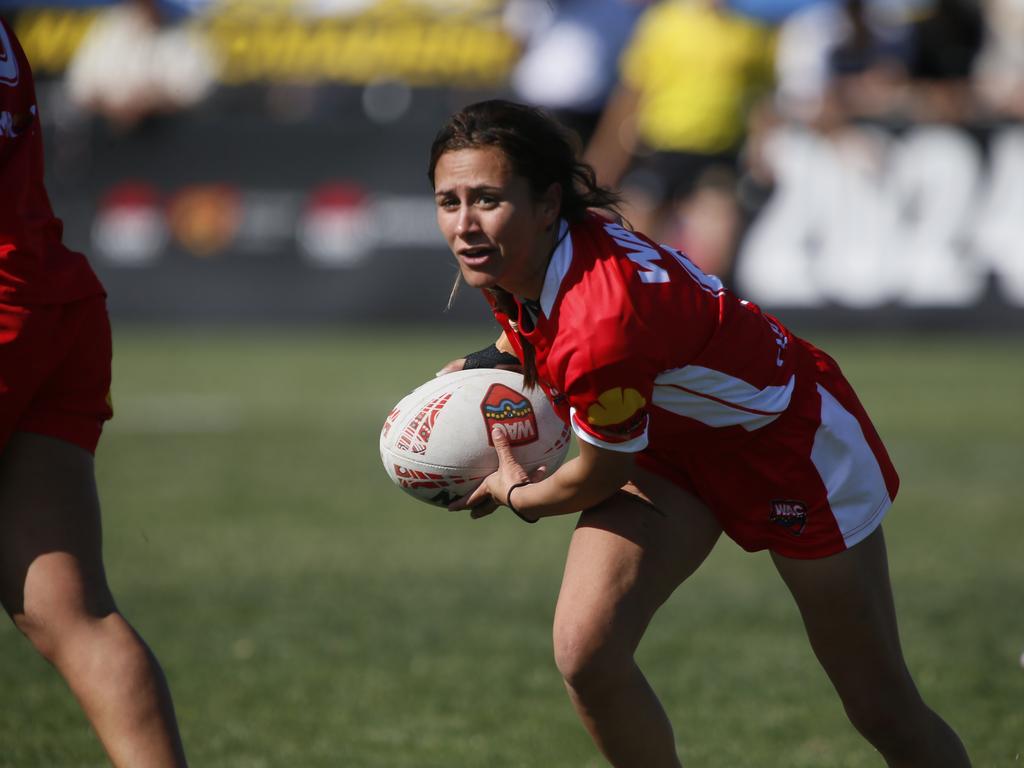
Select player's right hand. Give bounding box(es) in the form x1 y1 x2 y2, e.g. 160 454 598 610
450 425 547 521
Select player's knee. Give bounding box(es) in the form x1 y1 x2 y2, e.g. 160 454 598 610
12 594 118 667
841 686 926 755
553 622 632 696
12 609 63 663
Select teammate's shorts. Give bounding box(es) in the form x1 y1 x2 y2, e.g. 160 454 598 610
637 341 900 560
0 297 113 455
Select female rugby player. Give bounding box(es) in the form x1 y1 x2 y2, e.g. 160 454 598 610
431 99 969 767
0 21 187 766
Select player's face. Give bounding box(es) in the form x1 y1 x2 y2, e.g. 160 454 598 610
433 146 558 297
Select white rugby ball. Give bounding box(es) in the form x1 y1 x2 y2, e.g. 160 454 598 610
380 369 572 507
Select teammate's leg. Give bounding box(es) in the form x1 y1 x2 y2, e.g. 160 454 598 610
0 432 187 768
553 467 722 768
772 527 969 767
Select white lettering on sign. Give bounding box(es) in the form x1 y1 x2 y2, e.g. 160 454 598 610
973 128 1024 305
737 125 1024 308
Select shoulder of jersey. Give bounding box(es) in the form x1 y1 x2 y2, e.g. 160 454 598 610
0 22 21 89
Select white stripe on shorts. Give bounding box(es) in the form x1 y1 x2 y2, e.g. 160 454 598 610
811 384 892 549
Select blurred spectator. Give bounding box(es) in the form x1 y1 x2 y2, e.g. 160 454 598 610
507 0 651 145
775 0 996 128
66 0 218 130
584 0 776 278
905 0 985 122
774 0 913 130
728 0 828 23
973 0 1024 119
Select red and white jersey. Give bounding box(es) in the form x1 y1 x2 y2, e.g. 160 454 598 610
486 213 900 559
488 213 805 461
0 20 104 305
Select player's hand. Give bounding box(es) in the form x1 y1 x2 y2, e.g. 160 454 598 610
435 357 522 377
436 341 522 377
450 425 547 520
435 358 467 377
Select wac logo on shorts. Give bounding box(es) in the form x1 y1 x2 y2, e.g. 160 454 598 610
769 499 808 535
480 383 538 446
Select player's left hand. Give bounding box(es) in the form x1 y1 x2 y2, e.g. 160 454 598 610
435 357 468 377
450 425 547 519
436 338 522 378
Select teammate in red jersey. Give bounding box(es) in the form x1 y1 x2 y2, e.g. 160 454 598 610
0 21 187 766
432 100 969 767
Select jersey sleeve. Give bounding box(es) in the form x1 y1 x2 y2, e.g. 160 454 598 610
560 320 656 454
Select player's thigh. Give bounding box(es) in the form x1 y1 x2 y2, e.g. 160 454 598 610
0 431 112 621
770 527 914 694
554 467 721 657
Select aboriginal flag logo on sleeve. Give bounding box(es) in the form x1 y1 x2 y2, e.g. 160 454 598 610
586 387 647 439
480 384 538 446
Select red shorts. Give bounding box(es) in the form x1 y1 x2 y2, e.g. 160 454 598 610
638 343 900 560
0 297 113 455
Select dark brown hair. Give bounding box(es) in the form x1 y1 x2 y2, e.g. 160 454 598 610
428 99 621 387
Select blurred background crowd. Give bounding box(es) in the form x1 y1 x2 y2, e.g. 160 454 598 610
4 0 1023 326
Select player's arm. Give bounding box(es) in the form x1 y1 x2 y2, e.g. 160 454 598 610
453 425 633 521
466 331 518 368
506 432 634 520
436 331 520 376
494 331 516 357
454 327 651 520
583 84 640 190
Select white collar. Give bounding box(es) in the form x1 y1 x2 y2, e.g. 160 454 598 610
538 219 572 318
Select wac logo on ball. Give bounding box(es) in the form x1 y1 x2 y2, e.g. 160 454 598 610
480 383 538 446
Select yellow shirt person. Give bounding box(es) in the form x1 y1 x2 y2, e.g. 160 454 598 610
621 0 776 155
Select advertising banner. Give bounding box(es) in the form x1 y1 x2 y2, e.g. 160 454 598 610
11 2 1024 328
12 1 519 88
37 95 1024 328
736 122 1024 329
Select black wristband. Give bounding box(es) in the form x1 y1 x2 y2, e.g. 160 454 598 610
506 481 538 524
464 343 521 370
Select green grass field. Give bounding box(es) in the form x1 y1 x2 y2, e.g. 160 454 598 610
0 328 1021 767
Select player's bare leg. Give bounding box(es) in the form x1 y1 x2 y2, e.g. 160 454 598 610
772 527 970 767
553 468 721 768
0 432 187 768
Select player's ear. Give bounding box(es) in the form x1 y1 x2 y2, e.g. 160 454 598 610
540 182 562 229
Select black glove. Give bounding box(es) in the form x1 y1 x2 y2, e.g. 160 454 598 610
463 343 520 370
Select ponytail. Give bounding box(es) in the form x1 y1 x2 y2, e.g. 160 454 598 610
487 286 539 389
